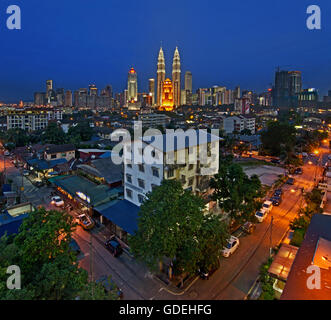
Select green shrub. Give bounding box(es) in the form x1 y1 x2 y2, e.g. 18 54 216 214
290 229 305 247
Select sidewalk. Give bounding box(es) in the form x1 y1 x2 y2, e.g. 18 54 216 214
91 224 200 296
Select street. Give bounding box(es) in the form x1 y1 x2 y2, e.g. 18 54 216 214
0 141 328 300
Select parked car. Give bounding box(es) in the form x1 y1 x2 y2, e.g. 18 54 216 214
222 236 240 258
271 196 282 206
22 170 30 176
241 221 256 234
51 196 64 207
77 214 95 230
262 200 273 213
198 264 219 280
96 275 123 299
255 210 268 223
286 177 295 185
4 151 10 156
33 180 44 187
274 189 282 197
69 239 81 255
270 159 281 164
105 237 123 257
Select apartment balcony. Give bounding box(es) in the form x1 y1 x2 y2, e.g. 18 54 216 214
164 163 186 171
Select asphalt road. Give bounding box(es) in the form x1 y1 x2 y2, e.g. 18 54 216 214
168 145 328 300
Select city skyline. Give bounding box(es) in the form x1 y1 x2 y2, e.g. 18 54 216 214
0 0 330 102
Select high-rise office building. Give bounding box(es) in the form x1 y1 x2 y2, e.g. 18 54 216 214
34 92 46 106
89 84 98 96
273 69 302 109
56 88 65 106
46 80 53 97
234 86 241 99
65 90 73 107
101 85 113 98
172 47 181 107
185 71 192 93
157 47 166 106
148 78 155 106
288 71 302 97
127 68 138 102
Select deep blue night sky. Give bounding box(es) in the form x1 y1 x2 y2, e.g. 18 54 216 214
0 0 330 102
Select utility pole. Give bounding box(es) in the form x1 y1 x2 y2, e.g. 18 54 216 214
89 232 94 298
269 216 273 257
3 151 6 184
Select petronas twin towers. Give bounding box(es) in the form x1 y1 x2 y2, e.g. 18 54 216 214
156 46 181 110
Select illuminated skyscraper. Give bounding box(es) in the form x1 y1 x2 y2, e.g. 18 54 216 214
172 47 181 107
127 67 138 102
157 47 165 106
89 84 98 96
148 78 155 106
46 80 53 97
160 78 174 111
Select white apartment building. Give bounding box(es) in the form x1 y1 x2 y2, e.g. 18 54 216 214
136 113 171 129
123 130 220 209
7 109 63 132
221 115 255 135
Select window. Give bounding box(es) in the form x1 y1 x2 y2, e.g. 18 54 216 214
51 154 56 159
126 174 132 183
61 153 66 157
127 163 132 169
151 184 158 191
138 164 145 172
138 194 145 204
126 188 133 199
168 168 174 178
152 167 159 177
189 164 194 171
138 179 145 189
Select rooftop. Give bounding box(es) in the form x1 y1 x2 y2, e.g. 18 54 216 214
45 144 75 154
50 175 116 207
94 200 139 235
140 130 222 153
281 214 331 300
268 244 298 281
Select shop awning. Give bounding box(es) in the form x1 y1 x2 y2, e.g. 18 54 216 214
94 200 140 235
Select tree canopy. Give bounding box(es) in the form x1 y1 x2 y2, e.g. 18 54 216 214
210 159 263 223
261 121 296 156
129 180 229 275
0 207 117 300
41 122 67 145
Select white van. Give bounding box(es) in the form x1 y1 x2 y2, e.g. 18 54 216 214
262 200 273 213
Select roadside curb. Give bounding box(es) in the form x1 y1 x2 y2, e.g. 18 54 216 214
152 274 200 296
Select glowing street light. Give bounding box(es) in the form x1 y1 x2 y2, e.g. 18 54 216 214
314 150 319 155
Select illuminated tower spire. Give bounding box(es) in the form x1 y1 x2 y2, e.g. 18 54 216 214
127 67 138 102
157 46 166 106
172 46 181 107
